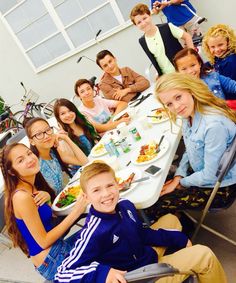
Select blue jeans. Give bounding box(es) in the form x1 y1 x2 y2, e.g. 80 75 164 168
37 233 78 281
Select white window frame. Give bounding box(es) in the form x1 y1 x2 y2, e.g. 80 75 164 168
0 0 138 73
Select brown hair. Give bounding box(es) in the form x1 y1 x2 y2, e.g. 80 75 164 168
54 98 100 152
96 50 115 68
80 161 115 192
130 3 151 25
0 143 56 256
74 79 94 97
173 48 212 76
155 72 236 123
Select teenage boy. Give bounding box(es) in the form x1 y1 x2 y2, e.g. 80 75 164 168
55 162 227 283
130 3 194 75
97 50 150 102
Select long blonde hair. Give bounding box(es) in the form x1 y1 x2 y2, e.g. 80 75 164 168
203 24 236 64
155 72 236 123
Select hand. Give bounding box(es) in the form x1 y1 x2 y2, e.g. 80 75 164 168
118 116 131 125
186 239 192 247
114 89 130 100
72 193 88 216
106 268 127 283
33 191 51 206
160 176 182 196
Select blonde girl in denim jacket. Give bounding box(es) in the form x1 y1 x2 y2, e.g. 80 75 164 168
146 72 236 219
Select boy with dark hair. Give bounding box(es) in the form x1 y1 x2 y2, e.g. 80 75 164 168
96 50 150 102
55 162 227 283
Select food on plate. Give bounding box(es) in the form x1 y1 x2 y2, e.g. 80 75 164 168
136 141 159 163
93 143 106 155
151 108 168 122
116 172 135 191
55 185 82 208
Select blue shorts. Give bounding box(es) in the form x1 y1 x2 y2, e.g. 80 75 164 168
37 233 78 281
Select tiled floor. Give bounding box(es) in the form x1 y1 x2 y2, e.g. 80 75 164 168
0 203 235 283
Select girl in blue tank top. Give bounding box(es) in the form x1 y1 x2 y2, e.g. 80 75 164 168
24 117 88 195
0 143 87 281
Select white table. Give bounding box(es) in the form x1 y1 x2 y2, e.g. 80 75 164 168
88 87 182 210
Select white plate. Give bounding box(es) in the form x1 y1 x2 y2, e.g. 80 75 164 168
148 108 169 124
116 168 142 196
52 177 81 216
112 109 130 122
90 142 107 157
131 139 169 165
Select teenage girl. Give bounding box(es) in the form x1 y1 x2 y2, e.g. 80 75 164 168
0 143 87 280
173 47 236 109
54 98 100 156
203 24 236 102
24 117 88 195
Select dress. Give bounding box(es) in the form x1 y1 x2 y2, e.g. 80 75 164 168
40 150 63 195
99 67 150 102
55 199 188 283
79 96 117 124
201 71 236 100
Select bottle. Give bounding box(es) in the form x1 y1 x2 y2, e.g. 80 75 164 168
104 138 120 157
129 126 141 141
119 137 131 153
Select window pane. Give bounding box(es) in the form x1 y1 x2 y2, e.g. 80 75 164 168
27 33 70 68
66 18 93 47
79 0 107 14
0 0 19 14
5 0 47 33
54 0 83 26
17 14 57 49
116 0 150 21
87 4 119 36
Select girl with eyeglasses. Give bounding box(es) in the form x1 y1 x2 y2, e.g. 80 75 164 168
53 98 100 156
0 143 87 281
24 117 88 195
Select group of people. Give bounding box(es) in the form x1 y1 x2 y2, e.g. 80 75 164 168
1 1 236 282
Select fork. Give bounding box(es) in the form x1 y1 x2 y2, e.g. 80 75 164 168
122 176 150 191
156 135 165 153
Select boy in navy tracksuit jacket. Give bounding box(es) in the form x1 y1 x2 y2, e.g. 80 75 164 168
55 162 227 283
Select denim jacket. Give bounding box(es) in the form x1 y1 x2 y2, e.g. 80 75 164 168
202 71 236 100
175 110 236 188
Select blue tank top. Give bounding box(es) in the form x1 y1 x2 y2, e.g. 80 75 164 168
15 203 53 256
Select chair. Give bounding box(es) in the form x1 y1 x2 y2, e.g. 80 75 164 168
125 263 195 283
6 129 26 145
0 192 12 248
185 135 236 245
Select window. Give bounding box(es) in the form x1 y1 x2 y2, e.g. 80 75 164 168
0 0 149 72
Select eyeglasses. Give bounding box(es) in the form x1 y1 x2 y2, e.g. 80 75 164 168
31 127 54 140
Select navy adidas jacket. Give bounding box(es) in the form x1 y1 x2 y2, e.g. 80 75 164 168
55 199 188 283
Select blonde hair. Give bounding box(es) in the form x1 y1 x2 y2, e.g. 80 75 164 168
203 24 236 64
80 161 115 192
130 3 151 25
155 72 236 123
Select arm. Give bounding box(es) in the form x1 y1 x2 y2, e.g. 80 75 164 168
124 67 150 94
113 101 128 116
219 74 236 95
56 133 88 166
180 123 229 187
90 116 130 133
181 30 194 48
13 193 87 249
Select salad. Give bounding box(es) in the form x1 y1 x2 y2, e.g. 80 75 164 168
55 185 82 208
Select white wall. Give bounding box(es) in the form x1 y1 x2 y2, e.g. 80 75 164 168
0 0 236 111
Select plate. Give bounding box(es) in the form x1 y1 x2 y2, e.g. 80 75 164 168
112 109 130 122
131 139 169 165
116 168 142 196
90 142 107 157
148 108 169 124
52 177 82 216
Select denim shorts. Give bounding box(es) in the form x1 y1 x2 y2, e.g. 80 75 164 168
37 233 78 281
